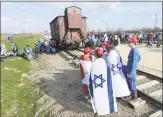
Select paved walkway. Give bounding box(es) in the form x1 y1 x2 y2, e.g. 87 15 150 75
116 44 162 77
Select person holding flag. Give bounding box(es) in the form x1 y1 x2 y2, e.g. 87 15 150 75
101 41 108 52
91 42 109 62
102 42 110 62
80 48 92 99
106 45 131 99
89 48 117 115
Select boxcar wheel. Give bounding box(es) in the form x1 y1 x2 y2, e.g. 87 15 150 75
75 42 79 48
55 39 59 48
61 40 66 47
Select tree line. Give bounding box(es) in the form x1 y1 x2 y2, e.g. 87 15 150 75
89 27 162 34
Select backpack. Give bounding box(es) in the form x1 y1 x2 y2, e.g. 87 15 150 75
13 44 18 51
51 48 56 53
26 47 31 54
52 42 56 47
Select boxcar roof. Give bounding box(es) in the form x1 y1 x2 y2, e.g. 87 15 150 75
50 6 82 24
82 16 87 18
65 6 82 10
50 16 64 24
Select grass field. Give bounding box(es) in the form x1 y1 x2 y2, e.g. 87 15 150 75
1 35 44 116
2 35 40 51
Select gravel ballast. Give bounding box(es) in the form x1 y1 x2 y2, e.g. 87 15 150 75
28 53 159 117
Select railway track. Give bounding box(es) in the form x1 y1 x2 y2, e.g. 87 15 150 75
61 49 162 116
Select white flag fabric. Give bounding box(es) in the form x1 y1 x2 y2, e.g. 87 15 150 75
99 47 107 62
106 49 130 97
80 58 97 113
89 58 117 115
102 50 108 62
80 60 92 86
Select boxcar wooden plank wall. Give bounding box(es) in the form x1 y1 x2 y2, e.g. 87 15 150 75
71 31 80 39
50 6 87 46
59 16 66 42
81 17 87 36
66 7 82 29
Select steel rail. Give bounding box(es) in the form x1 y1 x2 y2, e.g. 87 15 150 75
137 89 162 109
64 50 80 59
64 48 163 82
137 70 163 83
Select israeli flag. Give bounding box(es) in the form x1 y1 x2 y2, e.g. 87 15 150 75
106 49 130 97
89 58 117 115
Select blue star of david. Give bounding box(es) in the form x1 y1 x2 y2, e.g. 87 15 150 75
111 63 122 75
92 74 106 89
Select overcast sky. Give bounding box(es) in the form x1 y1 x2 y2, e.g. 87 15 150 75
1 2 162 33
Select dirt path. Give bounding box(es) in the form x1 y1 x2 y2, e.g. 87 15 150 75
28 54 94 117
28 54 157 117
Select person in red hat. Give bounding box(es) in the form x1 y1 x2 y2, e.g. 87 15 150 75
95 48 103 58
128 37 138 45
98 42 108 53
103 42 108 47
125 37 141 100
102 44 110 61
83 47 95 62
88 48 118 115
89 43 103 62
83 47 91 55
80 47 92 99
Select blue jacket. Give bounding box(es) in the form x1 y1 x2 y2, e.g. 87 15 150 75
37 42 42 48
127 48 141 90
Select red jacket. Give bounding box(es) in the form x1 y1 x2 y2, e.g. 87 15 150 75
149 34 153 40
52 42 56 47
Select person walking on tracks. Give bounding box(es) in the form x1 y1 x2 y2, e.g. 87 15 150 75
89 48 117 115
126 37 141 100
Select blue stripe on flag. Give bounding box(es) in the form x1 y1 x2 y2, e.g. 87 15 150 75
114 48 123 65
89 74 94 99
114 48 125 73
107 66 115 113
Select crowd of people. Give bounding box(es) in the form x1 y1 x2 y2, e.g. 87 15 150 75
1 30 161 116
37 40 57 54
84 31 162 48
0 39 57 61
80 37 141 115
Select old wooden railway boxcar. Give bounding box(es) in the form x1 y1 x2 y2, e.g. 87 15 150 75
50 6 87 47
